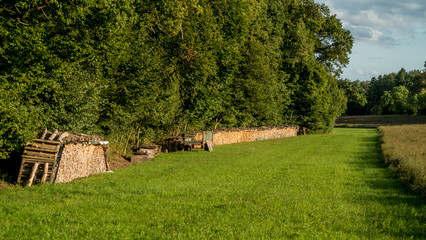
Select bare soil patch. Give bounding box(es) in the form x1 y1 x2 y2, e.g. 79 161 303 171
108 154 133 170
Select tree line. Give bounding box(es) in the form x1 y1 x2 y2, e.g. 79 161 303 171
0 0 353 160
339 66 426 116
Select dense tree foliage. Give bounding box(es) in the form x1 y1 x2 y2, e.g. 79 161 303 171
337 79 367 115
343 67 426 116
0 0 353 159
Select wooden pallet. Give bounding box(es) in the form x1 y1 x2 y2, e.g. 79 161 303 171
17 138 61 186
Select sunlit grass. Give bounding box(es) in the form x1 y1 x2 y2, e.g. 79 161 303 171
379 124 426 197
0 128 424 239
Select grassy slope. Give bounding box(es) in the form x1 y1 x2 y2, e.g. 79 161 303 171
0 128 424 239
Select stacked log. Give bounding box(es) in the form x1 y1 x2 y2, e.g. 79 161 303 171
55 143 107 183
193 125 299 146
18 129 109 186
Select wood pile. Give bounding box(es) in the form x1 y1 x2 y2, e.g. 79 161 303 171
55 143 107 183
131 145 160 163
17 129 109 186
193 125 299 146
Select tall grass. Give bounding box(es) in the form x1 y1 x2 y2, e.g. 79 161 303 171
336 115 426 127
0 128 424 239
379 124 426 197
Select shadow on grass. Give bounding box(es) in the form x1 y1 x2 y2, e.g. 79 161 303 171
347 134 425 238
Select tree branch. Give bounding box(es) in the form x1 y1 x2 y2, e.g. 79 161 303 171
2 8 18 15
15 6 21 14
17 18 30 26
37 6 51 21
45 0 52 9
22 7 31 19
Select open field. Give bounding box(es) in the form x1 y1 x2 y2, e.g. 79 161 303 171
379 124 426 197
0 128 424 239
335 115 426 127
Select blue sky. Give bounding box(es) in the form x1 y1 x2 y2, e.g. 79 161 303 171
315 0 426 81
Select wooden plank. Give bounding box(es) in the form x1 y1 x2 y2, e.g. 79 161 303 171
21 167 34 173
16 159 26 184
22 155 57 162
48 129 59 141
50 163 58 184
41 163 50 183
33 139 61 145
27 162 40 187
25 142 58 150
57 132 69 142
24 147 58 153
23 151 56 159
205 140 213 152
24 148 57 154
40 129 48 140
23 152 56 158
184 141 204 145
21 166 35 171
49 144 61 184
25 147 59 154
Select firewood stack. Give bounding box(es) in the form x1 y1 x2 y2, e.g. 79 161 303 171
17 129 109 186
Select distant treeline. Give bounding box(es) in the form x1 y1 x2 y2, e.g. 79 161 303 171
338 67 426 115
0 0 353 160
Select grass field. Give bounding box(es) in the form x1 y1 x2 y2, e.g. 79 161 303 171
379 124 426 197
0 128 424 239
335 115 426 127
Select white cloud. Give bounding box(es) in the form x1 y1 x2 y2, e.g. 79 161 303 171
316 0 426 46
355 69 364 75
371 70 379 76
400 2 423 11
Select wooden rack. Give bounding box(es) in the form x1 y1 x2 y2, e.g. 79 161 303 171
17 129 64 186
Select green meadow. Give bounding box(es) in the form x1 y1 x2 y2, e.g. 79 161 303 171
0 128 424 239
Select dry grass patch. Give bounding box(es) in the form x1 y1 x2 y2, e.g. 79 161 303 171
336 115 426 127
379 124 426 197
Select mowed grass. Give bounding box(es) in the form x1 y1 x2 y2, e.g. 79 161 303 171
379 124 426 196
0 128 424 239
